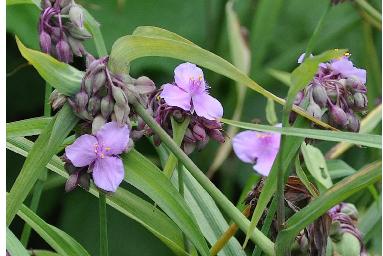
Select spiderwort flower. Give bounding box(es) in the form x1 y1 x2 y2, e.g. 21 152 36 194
65 122 129 192
232 124 281 176
160 62 223 120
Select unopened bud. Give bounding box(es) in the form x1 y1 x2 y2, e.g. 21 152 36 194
183 142 196 155
353 93 368 111
134 76 156 94
340 203 358 221
85 53 96 68
113 104 125 124
92 71 106 93
333 232 361 256
307 102 322 119
60 0 72 8
101 95 114 118
196 137 209 151
67 36 84 57
88 96 101 115
192 124 206 141
39 31 51 53
49 90 67 110
124 139 135 153
346 112 360 132
69 4 84 28
184 128 196 143
67 23 92 40
312 85 328 107
78 172 90 190
56 40 73 63
65 172 79 192
293 91 305 105
92 115 106 134
330 105 348 126
112 85 128 106
208 129 225 143
75 91 88 110
83 76 93 95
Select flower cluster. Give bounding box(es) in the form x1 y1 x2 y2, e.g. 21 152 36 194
64 54 155 136
232 125 281 176
39 0 91 63
63 122 131 192
291 53 367 132
145 62 225 154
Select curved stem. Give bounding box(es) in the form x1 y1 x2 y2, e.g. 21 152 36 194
132 102 275 256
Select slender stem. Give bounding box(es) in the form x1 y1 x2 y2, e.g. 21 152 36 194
177 163 190 253
355 0 382 23
20 83 52 246
99 192 109 256
210 206 251 256
133 102 275 256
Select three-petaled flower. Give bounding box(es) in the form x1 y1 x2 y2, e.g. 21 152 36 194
232 124 281 176
65 122 130 192
160 62 223 120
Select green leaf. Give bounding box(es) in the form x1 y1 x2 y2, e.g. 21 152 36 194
301 143 333 189
267 69 292 87
275 161 382 254
82 8 108 57
359 194 382 243
295 156 319 197
221 118 382 148
6 137 189 256
265 99 278 125
122 150 210 256
27 250 61 256
326 160 356 179
133 26 195 45
7 117 51 138
6 105 78 226
6 228 29 256
6 0 40 6
109 28 336 130
16 203 91 256
16 37 83 96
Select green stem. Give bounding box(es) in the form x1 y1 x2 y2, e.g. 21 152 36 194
99 192 109 256
20 83 52 246
133 102 275 256
355 0 382 23
177 163 190 253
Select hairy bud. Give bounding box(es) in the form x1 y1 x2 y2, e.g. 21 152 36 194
346 112 360 132
330 105 348 127
69 4 84 28
92 71 107 93
192 124 206 141
307 102 322 119
353 92 368 111
101 95 114 118
312 85 328 107
67 36 84 57
39 31 51 53
88 96 101 116
112 85 128 106
56 40 73 63
75 91 88 110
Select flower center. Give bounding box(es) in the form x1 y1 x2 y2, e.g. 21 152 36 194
94 143 111 159
188 76 204 95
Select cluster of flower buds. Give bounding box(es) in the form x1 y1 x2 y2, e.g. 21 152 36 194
65 54 155 137
39 0 91 63
291 53 368 132
145 89 225 154
328 202 366 255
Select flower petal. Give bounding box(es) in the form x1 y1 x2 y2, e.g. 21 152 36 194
174 62 205 91
65 134 97 167
96 121 130 155
192 93 223 120
330 57 366 83
92 156 124 192
160 83 192 111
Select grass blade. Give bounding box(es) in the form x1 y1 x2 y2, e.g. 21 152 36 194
6 117 51 138
6 228 29 256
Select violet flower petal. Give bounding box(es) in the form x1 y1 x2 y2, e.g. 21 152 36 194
192 93 223 120
174 62 205 93
160 83 192 111
65 134 97 167
330 57 366 83
92 156 125 192
96 121 130 155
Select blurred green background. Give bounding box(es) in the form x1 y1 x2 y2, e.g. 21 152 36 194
7 0 381 255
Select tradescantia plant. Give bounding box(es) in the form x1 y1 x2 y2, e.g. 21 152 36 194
6 0 382 256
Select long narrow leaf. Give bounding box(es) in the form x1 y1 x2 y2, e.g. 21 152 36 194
7 117 51 138
6 228 29 256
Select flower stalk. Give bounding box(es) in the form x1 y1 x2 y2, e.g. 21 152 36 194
132 101 275 256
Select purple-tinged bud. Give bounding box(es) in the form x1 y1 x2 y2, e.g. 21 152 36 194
112 85 128 106
312 85 328 107
66 23 92 40
327 89 338 104
345 94 355 107
329 105 348 127
83 76 93 95
92 115 106 134
56 40 73 63
306 102 322 119
333 233 362 256
67 36 84 57
78 172 90 190
65 172 79 192
85 53 96 68
153 134 161 146
294 91 305 105
183 142 196 155
39 31 51 53
346 112 360 132
208 129 225 143
192 124 206 141
49 89 67 110
353 93 368 111
92 71 106 93
69 4 84 28
200 118 222 130
41 0 51 8
172 109 185 122
339 203 358 221
114 104 125 124
88 96 101 116
134 76 156 94
184 128 196 143
101 95 114 119
75 91 88 110
130 130 145 140
77 109 93 121
60 0 72 8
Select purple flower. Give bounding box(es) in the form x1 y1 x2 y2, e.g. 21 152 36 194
328 57 366 84
65 122 129 192
232 124 281 176
160 62 223 120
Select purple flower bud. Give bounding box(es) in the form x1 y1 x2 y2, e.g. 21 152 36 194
75 91 88 110
65 172 79 192
294 91 305 105
60 0 72 8
101 95 114 119
346 112 360 132
183 142 196 155
88 96 101 116
56 40 73 63
312 85 328 107
134 76 156 94
307 102 322 119
208 129 225 143
339 203 359 221
39 30 51 53
49 90 67 110
69 4 84 28
329 105 348 127
67 23 92 40
92 115 106 134
83 76 93 95
67 36 84 57
113 104 125 124
112 85 128 106
353 92 368 111
184 128 196 143
92 71 107 93
192 124 206 141
85 53 96 68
